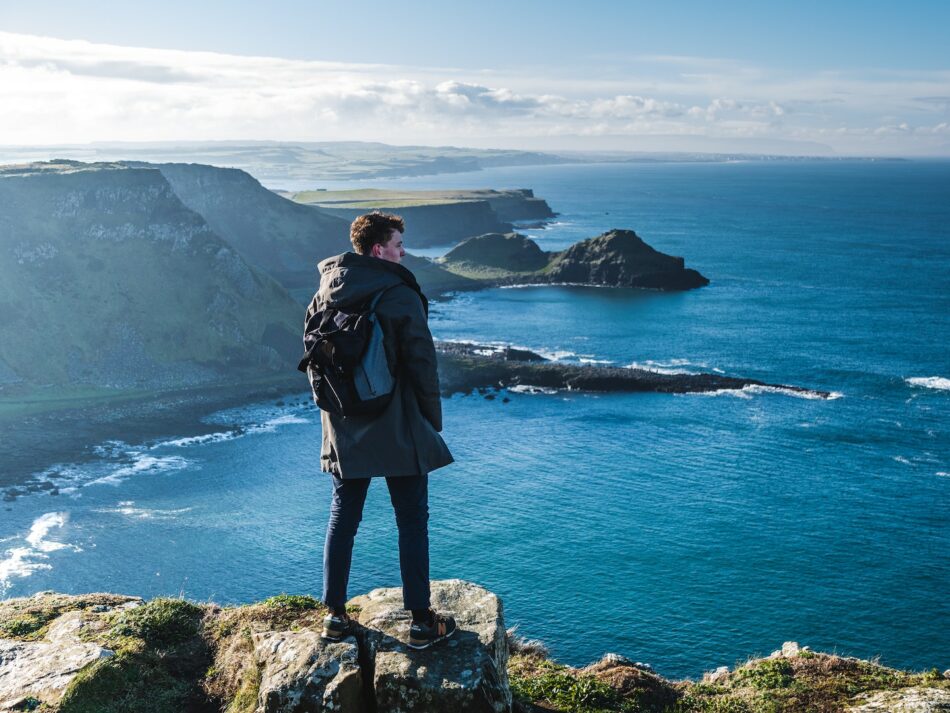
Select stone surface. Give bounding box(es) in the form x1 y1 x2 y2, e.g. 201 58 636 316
349 579 512 713
769 640 802 658
703 665 731 683
0 610 115 710
848 686 950 712
252 629 363 713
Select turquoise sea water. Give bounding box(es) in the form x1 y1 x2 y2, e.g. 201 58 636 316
2 161 948 677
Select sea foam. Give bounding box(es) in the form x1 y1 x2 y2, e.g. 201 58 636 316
0 512 81 594
906 376 950 391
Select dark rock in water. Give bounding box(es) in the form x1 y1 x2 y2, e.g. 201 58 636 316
544 229 709 290
435 340 833 399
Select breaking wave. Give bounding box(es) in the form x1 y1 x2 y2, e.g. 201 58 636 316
906 376 950 391
0 512 81 594
687 384 843 400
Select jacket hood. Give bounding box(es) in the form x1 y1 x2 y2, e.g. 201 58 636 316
316 251 427 313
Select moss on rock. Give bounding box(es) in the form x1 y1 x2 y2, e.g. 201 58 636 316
0 593 139 642
509 648 950 713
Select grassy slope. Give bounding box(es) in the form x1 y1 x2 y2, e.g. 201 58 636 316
144 163 351 288
0 164 302 390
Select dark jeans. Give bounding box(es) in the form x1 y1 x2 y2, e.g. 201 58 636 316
323 474 430 611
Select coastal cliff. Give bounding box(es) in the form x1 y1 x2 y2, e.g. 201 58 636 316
287 188 557 248
0 162 302 393
2 584 947 712
135 162 351 289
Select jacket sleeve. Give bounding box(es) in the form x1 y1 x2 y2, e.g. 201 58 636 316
387 286 443 432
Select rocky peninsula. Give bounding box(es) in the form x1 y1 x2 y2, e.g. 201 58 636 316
286 188 557 248
2 582 946 712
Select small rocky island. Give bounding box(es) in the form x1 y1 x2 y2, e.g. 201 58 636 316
435 341 834 398
2 581 947 712
438 230 709 291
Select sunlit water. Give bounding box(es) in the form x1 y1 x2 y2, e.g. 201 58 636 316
3 160 948 677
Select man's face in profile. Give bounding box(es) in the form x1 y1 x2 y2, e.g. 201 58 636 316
372 229 406 264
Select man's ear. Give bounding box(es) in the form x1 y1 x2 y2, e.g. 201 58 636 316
370 243 381 258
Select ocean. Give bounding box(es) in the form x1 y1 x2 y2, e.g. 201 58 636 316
2 160 948 678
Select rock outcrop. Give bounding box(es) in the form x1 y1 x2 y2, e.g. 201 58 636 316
434 340 836 399
438 230 709 291
2 587 947 713
441 233 549 275
251 629 363 712
350 579 510 713
544 229 709 290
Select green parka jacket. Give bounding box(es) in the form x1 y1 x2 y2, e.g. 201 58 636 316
304 251 454 479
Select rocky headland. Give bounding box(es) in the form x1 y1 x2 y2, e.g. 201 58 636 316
2 582 946 713
287 188 557 248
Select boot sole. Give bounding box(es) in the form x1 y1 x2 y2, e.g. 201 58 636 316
407 625 456 650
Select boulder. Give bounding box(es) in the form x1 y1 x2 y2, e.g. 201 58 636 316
0 610 116 709
847 686 950 712
252 629 363 712
349 579 511 712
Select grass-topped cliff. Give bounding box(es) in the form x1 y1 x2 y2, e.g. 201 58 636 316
2 588 946 713
288 188 556 248
131 162 351 288
0 162 302 396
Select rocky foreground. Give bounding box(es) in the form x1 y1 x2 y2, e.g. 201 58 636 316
2 581 947 713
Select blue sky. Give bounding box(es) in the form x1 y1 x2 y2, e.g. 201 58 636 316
2 1 949 155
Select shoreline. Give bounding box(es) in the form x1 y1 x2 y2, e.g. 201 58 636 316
1 375 307 496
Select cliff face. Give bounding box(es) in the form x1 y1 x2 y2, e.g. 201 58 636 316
0 163 302 391
316 200 511 248
288 187 557 248
474 188 556 222
131 162 351 289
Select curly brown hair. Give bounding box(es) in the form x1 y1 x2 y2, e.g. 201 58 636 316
349 211 405 255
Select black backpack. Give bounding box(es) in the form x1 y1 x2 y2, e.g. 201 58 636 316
297 286 398 417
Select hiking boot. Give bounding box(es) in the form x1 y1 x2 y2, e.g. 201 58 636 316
407 610 457 650
322 611 353 641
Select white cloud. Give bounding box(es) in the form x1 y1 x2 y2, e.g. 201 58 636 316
1 31 949 155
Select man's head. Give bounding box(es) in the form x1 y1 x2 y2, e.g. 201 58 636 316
350 211 406 264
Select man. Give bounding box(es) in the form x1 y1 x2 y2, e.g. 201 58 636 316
305 211 456 649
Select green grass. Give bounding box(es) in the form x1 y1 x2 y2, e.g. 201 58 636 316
509 656 638 713
61 597 213 713
509 649 950 713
